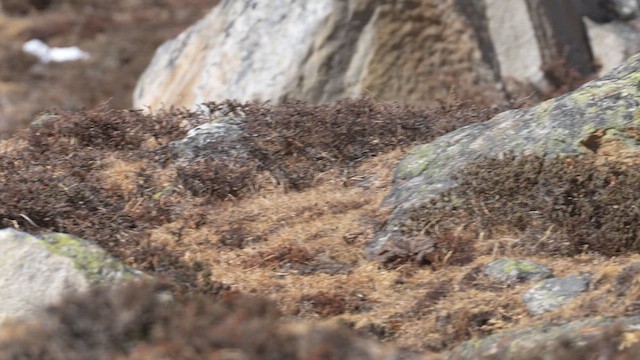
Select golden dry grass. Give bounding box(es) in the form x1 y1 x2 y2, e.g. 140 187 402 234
109 146 640 353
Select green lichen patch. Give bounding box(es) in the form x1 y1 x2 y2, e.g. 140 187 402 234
40 233 142 285
483 258 552 284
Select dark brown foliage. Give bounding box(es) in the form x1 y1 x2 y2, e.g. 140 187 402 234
0 281 391 360
177 158 259 199
401 152 640 263
170 97 506 198
0 281 289 360
413 281 451 313
299 291 369 317
0 106 208 291
233 97 504 190
0 98 502 293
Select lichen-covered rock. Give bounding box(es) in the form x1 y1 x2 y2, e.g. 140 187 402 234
0 228 143 325
522 274 591 314
483 258 553 284
447 314 640 359
370 53 640 257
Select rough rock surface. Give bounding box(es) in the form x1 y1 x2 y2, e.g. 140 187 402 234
483 258 553 284
0 228 142 325
370 53 640 256
522 274 592 314
483 0 548 90
133 0 499 109
574 0 640 22
585 18 640 75
170 106 248 163
447 314 640 359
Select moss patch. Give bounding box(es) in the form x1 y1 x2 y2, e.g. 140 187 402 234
40 233 142 285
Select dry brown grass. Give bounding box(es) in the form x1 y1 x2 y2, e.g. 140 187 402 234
3 99 640 357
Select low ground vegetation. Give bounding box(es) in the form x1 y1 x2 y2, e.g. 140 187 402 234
394 152 640 267
0 2 635 357
3 98 640 357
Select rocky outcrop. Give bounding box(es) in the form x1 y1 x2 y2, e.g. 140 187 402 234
0 228 143 325
370 52 640 257
136 0 640 110
448 314 640 359
133 0 502 110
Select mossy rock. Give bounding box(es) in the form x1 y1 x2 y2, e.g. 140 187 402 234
370 53 640 257
483 258 553 284
447 314 640 359
0 228 145 325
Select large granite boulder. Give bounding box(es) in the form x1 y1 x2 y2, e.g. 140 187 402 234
133 0 503 109
134 0 608 110
0 228 143 325
369 52 640 257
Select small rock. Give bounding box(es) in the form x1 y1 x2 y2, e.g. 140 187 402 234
170 109 248 163
448 313 640 359
523 274 591 314
483 258 553 284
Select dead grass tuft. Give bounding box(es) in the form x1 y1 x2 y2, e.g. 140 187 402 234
395 152 640 266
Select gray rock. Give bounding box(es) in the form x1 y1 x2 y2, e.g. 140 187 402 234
585 18 640 75
523 0 595 78
483 258 553 284
170 106 249 163
133 0 502 110
370 52 640 257
522 274 591 314
484 0 549 90
612 0 640 19
0 228 143 325
447 314 640 359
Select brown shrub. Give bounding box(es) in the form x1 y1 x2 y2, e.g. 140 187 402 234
201 97 507 191
0 281 396 360
0 97 503 294
400 152 640 263
0 281 291 360
299 291 369 317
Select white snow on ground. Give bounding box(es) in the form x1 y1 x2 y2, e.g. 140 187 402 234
22 39 90 63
